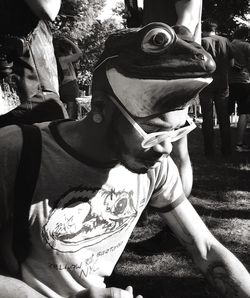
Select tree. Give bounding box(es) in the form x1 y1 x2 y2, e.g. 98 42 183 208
202 0 250 36
77 18 124 91
51 0 125 92
53 0 106 39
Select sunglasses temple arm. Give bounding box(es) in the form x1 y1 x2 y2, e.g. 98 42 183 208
109 96 148 139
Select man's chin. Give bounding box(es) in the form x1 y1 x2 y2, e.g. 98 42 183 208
118 152 163 174
120 162 149 174
120 159 159 174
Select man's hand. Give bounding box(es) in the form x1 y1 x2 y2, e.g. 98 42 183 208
72 285 143 298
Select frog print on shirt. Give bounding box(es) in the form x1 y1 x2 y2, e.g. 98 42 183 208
42 186 137 253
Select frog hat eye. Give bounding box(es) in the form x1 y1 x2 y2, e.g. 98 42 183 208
141 26 176 53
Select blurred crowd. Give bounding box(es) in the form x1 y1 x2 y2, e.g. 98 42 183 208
198 20 250 158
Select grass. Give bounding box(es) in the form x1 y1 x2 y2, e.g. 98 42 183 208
106 125 250 298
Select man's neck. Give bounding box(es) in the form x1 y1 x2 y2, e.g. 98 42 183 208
58 117 119 168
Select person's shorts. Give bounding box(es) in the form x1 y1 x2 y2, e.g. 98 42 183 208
59 80 80 103
229 83 250 115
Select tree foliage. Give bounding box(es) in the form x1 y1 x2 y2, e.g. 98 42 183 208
51 0 250 91
51 0 125 91
53 0 106 39
77 18 124 89
202 0 250 36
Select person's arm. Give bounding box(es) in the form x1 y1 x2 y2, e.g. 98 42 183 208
70 285 143 298
175 0 202 44
227 39 235 68
171 135 193 197
0 278 142 298
246 44 250 73
24 0 61 21
60 38 83 63
0 275 47 298
160 199 250 297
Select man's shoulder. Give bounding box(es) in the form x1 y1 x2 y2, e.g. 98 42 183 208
0 125 22 150
239 40 250 51
232 39 250 54
232 39 250 47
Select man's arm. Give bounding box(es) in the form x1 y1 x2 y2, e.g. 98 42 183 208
24 0 61 21
175 0 202 43
160 199 250 297
0 276 47 298
0 274 142 298
171 135 193 197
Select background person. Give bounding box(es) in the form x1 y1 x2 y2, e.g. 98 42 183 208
54 37 82 119
229 27 250 152
0 0 68 127
199 19 233 158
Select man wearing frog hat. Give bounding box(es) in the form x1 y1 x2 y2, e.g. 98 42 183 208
0 22 250 298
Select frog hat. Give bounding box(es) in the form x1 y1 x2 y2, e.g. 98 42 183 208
92 22 215 118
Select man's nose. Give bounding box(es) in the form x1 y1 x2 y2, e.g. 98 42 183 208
152 138 173 155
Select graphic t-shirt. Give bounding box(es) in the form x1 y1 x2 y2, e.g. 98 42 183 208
0 121 185 298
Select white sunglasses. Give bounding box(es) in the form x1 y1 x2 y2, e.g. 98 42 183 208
109 96 196 149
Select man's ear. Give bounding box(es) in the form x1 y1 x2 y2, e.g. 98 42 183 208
91 93 105 124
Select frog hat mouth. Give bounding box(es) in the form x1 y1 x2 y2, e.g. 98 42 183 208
94 22 216 118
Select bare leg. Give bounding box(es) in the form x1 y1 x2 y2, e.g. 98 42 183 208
67 101 78 119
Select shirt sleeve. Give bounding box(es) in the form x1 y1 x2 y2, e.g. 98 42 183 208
245 43 250 72
149 157 186 213
227 39 234 60
0 125 22 226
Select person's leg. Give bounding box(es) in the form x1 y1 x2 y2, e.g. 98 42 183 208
59 80 79 119
214 89 231 156
236 114 248 146
67 101 78 119
234 83 250 151
199 88 215 157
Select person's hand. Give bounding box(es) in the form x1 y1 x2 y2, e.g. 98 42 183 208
71 285 143 298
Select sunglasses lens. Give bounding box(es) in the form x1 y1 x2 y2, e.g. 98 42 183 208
142 134 169 148
141 122 196 149
142 136 158 148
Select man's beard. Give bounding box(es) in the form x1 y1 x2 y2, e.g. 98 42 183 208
107 120 163 174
